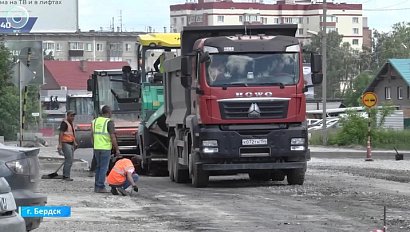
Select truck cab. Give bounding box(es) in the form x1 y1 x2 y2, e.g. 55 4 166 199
163 25 322 187
87 69 141 155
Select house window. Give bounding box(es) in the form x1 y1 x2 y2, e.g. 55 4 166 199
261 17 267 24
173 17 177 24
353 28 359 34
284 17 293 23
298 17 303 24
69 42 84 50
352 39 359 45
274 18 279 24
189 15 195 23
239 15 243 22
385 87 391 100
96 43 103 51
398 87 403 99
407 86 410 99
85 43 92 52
245 14 257 22
195 15 202 22
56 43 62 51
352 17 359 23
109 43 122 51
298 28 304 35
327 28 336 33
181 17 185 25
306 17 309 24
43 42 55 50
217 16 224 23
125 43 131 52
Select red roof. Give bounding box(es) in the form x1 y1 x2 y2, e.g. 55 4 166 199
44 60 129 90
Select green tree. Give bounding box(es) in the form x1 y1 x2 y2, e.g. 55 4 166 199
372 22 410 70
303 31 372 100
343 72 373 107
0 43 19 140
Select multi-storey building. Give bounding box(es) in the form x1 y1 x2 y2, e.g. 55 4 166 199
2 31 143 67
170 0 367 50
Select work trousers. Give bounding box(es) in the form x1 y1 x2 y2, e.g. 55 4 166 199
62 143 74 178
93 149 111 190
110 174 139 190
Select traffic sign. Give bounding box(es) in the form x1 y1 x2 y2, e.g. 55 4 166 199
362 92 377 108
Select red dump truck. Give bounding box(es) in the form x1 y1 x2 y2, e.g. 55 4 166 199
142 24 323 187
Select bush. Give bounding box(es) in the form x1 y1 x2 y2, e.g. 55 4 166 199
309 106 410 150
334 111 368 145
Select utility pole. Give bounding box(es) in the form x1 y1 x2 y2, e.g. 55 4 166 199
321 0 328 145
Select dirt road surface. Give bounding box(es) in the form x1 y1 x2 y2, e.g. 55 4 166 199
37 148 410 232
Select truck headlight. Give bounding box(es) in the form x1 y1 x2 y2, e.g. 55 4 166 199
291 138 305 145
202 140 218 147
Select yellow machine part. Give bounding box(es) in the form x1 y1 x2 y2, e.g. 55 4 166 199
137 33 181 48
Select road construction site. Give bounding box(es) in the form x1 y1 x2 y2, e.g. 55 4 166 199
37 146 410 232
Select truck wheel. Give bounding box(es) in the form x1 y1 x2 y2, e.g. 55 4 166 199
138 135 150 175
287 169 305 185
270 170 286 181
173 146 189 183
190 152 209 188
168 137 175 181
248 170 271 181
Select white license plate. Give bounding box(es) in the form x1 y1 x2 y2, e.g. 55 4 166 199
242 139 268 146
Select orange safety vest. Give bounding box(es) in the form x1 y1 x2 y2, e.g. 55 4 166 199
61 120 75 143
107 159 134 186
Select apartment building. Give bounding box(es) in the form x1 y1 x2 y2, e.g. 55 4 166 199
170 0 366 50
2 31 144 67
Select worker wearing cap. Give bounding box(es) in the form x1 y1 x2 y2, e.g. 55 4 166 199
107 158 139 196
58 110 78 181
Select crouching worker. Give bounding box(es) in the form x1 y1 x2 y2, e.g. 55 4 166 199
107 158 139 196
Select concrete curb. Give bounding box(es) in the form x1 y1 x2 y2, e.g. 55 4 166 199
309 146 410 159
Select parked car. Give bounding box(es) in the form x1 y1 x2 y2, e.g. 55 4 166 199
0 144 47 231
0 177 26 232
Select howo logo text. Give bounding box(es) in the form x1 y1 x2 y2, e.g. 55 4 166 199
235 92 273 97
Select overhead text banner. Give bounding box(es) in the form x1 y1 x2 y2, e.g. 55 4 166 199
0 0 78 33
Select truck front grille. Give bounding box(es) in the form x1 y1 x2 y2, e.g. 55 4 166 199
219 101 288 120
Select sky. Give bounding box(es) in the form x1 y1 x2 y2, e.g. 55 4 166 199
78 0 410 33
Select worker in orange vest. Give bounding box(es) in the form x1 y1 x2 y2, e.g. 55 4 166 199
58 110 78 181
107 158 139 196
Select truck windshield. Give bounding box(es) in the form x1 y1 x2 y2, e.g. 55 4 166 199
142 48 180 80
206 53 299 87
67 97 93 115
96 74 139 115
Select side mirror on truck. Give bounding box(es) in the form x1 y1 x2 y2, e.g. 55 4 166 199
311 53 322 73
181 56 192 88
87 79 94 92
310 53 323 85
